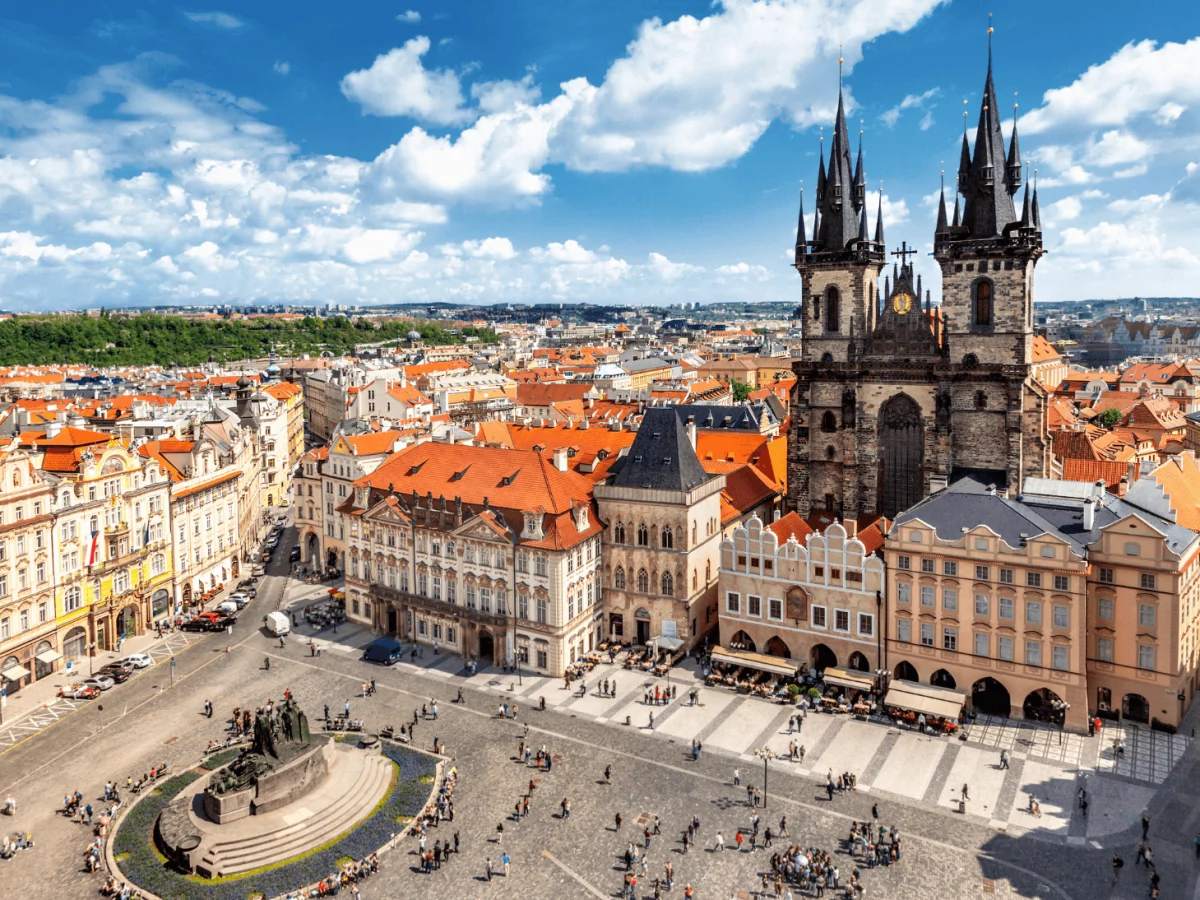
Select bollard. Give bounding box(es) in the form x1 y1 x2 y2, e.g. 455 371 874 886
625 715 631 726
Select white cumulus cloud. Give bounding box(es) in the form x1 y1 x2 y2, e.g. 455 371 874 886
185 11 244 29
340 37 472 125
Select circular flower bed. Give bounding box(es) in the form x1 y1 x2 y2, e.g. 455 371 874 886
111 742 437 900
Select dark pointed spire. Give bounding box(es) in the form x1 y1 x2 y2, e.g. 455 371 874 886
961 17 1017 237
873 188 885 245
1019 176 1031 228
957 110 971 194
857 202 869 243
935 172 949 234
794 187 807 262
1032 169 1042 231
952 193 961 228
853 129 866 210
1007 101 1022 193
816 135 827 201
813 53 862 254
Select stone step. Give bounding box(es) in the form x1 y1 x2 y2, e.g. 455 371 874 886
201 758 390 875
203 751 387 858
200 753 394 876
202 755 390 869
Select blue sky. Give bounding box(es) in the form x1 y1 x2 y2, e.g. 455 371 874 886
0 0 1198 310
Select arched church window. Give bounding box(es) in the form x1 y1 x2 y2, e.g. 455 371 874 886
821 352 834 364
820 411 838 433
973 279 993 327
824 287 840 333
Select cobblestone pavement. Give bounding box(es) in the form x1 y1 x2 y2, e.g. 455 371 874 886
1 598 1195 900
277 626 1179 844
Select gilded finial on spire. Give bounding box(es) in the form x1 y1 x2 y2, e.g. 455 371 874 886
838 44 844 90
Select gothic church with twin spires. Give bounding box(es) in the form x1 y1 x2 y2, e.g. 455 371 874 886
787 48 1052 522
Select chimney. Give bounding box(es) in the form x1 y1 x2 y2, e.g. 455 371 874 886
1082 498 1095 531
686 421 697 450
1117 475 1130 498
844 519 858 538
552 447 569 472
45 420 63 439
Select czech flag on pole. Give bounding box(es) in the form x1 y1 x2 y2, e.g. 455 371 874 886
87 529 100 566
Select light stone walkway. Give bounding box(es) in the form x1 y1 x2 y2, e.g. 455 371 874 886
250 621 1191 845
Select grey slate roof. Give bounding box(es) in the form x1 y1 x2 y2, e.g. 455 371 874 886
607 407 711 492
892 477 1199 558
891 479 1088 556
675 402 777 430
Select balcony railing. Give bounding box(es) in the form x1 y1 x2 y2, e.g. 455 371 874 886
372 583 510 629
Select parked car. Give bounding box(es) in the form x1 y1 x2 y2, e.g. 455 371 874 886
363 638 404 666
228 592 251 609
102 659 136 676
97 664 132 684
59 683 100 700
82 675 115 692
250 565 266 578
120 653 153 669
181 619 210 632
210 615 238 631
290 546 301 562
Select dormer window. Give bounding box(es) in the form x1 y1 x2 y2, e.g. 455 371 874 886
574 506 589 531
522 510 546 541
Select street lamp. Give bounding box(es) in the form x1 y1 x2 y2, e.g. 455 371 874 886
753 746 776 810
88 642 97 677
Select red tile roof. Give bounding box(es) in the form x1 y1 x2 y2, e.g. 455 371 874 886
356 443 601 550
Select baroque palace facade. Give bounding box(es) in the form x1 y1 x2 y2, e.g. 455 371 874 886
787 50 1053 522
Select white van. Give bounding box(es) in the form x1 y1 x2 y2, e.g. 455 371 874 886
265 611 291 636
216 600 239 616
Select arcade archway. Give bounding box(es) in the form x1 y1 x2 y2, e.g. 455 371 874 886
972 677 1012 717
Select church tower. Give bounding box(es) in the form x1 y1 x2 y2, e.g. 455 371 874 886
788 34 1051 524
933 39 1043 366
794 76 885 365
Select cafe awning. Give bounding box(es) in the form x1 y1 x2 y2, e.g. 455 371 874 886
648 636 685 652
1 665 30 682
823 666 875 692
883 682 967 720
710 645 800 678
35 649 63 664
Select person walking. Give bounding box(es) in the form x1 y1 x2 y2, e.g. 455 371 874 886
714 831 725 852
486 857 493 881
1112 853 1124 883
779 815 789 837
735 830 744 852
605 764 613 784
204 699 213 718
733 768 741 787
561 797 571 819
648 711 654 730
999 749 1009 769
502 853 510 877
1142 815 1151 840
962 783 970 802
615 812 623 831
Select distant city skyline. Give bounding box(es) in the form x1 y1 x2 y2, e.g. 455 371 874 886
0 0 1197 310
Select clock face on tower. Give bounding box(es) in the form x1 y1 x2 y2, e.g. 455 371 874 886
892 292 913 315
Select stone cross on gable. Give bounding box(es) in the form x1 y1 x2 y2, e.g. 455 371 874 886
891 242 917 266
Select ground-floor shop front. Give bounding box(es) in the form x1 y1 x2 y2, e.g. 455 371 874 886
360 582 596 678
1 625 62 698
